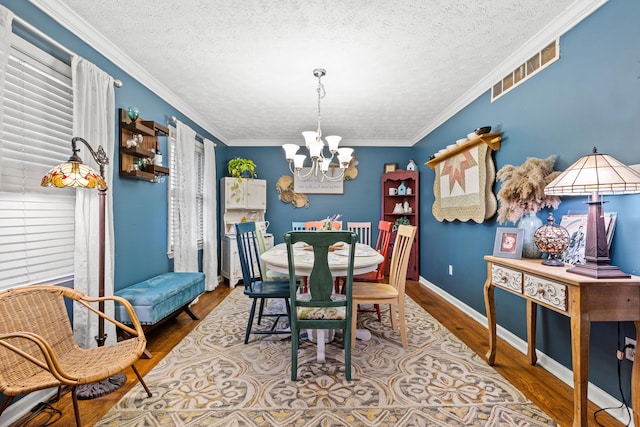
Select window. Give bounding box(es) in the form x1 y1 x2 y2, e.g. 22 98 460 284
167 128 204 256
0 35 74 290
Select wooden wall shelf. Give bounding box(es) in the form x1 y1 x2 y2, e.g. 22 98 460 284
118 109 169 182
425 132 502 169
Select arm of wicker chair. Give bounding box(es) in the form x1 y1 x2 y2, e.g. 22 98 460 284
55 286 145 339
0 331 83 385
75 294 145 338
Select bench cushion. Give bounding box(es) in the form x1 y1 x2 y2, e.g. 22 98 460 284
115 272 205 325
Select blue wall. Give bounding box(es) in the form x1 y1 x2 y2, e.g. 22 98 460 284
4 0 640 409
412 0 640 401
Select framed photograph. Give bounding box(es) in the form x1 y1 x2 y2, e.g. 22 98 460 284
559 212 617 265
493 227 524 259
384 163 398 173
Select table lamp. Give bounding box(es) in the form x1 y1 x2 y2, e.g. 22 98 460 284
544 147 640 278
41 137 126 398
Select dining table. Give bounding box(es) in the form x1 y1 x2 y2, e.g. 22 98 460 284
260 241 384 362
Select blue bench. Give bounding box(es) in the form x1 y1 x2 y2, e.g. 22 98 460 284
115 272 205 326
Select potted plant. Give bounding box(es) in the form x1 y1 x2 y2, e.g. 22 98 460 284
227 157 257 179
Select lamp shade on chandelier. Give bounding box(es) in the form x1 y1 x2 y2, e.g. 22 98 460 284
283 68 354 182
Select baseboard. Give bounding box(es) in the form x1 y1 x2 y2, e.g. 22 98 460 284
418 276 634 427
0 389 57 426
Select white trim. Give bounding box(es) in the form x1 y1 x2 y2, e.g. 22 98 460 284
27 0 227 144
226 138 413 148
418 275 633 427
409 0 608 145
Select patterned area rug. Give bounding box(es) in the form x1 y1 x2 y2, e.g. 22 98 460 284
98 289 557 426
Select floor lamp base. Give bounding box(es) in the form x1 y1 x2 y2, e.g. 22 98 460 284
76 373 127 400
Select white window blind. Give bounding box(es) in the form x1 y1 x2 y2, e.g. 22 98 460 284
167 127 204 256
0 35 74 290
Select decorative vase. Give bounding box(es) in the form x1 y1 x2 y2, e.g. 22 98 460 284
518 212 543 259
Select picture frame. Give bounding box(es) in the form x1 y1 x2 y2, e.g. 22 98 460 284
559 212 617 265
493 227 524 259
384 163 398 173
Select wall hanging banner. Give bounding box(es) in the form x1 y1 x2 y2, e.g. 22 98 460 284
432 143 497 223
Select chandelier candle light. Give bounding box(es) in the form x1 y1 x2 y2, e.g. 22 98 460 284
283 68 354 182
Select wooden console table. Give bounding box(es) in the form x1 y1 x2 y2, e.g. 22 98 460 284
483 255 640 427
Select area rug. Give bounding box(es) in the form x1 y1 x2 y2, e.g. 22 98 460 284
97 289 557 426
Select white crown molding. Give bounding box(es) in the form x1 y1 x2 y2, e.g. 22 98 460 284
27 0 230 145
226 138 412 147
411 0 608 146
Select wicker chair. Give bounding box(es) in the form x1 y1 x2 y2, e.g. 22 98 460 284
0 285 151 426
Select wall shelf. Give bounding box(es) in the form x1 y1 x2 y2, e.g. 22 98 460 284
118 109 169 182
425 132 502 169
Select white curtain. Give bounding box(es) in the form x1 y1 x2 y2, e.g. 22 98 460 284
0 6 14 181
71 56 116 347
202 138 218 290
173 120 198 272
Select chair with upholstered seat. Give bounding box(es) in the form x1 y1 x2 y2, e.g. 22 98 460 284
236 222 293 344
347 221 372 246
0 285 151 427
284 230 357 381
351 224 417 348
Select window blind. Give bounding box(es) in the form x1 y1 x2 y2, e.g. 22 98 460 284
167 127 204 256
0 35 74 290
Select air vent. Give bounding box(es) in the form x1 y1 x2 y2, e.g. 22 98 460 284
492 40 559 101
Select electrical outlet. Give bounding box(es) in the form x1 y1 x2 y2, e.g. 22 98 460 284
625 337 636 361
448 265 453 276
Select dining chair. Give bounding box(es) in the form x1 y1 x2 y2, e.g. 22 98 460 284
284 230 358 381
291 221 306 231
347 221 372 246
235 222 293 344
351 224 417 348
304 220 342 230
349 220 394 321
0 285 151 427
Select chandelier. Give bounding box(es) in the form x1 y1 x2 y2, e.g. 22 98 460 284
283 68 353 182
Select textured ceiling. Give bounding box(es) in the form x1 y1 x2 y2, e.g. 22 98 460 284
36 0 596 147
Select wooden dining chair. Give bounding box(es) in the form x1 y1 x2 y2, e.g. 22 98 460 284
284 230 358 381
349 220 393 321
235 222 293 344
351 224 417 348
347 221 372 246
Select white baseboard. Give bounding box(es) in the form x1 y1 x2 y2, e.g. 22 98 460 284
418 276 634 427
0 389 57 426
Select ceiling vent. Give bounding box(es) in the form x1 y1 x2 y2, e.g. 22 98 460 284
492 40 559 101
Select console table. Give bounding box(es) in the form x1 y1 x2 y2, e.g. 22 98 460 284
483 255 640 427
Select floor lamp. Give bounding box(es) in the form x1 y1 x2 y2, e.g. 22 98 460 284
41 136 126 398
544 147 640 278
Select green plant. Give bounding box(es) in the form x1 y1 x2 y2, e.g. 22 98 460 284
227 157 257 179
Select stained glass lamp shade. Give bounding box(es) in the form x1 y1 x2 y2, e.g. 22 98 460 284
544 147 640 278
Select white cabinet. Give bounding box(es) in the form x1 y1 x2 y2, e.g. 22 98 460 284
221 233 273 288
221 178 266 210
220 177 269 286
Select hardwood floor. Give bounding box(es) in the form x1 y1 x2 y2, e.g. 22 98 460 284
10 281 623 426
